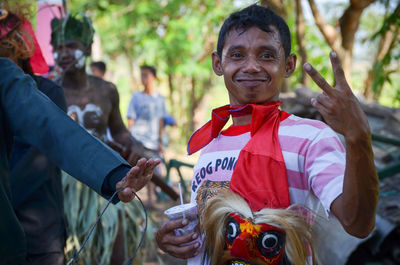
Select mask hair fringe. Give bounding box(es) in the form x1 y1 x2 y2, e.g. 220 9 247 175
203 191 318 265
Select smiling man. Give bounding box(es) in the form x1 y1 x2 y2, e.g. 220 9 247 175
156 4 379 265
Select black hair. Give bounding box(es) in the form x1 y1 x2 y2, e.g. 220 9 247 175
140 65 157 78
217 4 291 59
90 61 106 73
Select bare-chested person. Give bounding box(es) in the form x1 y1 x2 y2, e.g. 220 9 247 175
51 16 142 158
50 14 143 264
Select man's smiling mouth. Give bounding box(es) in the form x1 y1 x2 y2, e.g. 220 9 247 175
235 76 271 87
236 80 266 86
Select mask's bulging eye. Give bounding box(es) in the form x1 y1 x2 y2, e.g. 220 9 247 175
225 216 241 245
257 230 284 258
262 234 278 249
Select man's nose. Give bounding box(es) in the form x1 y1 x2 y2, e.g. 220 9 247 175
243 55 261 73
58 47 71 58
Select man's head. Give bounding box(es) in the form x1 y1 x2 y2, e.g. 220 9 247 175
217 4 292 60
90 61 106 78
140 65 157 89
212 4 296 105
51 13 94 72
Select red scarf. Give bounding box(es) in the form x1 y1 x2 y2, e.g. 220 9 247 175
187 101 290 211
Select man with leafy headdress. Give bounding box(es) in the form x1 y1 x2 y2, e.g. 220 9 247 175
50 13 147 264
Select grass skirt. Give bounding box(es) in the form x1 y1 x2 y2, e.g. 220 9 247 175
62 171 153 264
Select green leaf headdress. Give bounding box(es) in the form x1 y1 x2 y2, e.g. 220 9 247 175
50 12 94 48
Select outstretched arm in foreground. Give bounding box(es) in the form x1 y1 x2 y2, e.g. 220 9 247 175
303 51 379 238
1 58 158 203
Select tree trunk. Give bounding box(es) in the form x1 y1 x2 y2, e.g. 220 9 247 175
260 0 287 17
363 3 400 100
306 0 376 81
295 0 309 86
124 52 137 93
189 77 196 133
167 72 175 110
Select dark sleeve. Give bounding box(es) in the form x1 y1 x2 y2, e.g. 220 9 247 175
10 75 68 161
32 75 67 112
0 58 129 199
102 165 131 203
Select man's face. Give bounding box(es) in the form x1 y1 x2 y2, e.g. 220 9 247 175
212 26 296 105
91 66 104 78
141 68 156 88
54 40 86 72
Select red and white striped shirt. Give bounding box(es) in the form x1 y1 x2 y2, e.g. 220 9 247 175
188 114 345 265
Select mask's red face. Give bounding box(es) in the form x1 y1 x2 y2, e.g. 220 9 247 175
225 213 285 265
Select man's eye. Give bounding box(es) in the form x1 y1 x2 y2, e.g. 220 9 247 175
231 52 243 58
261 53 273 59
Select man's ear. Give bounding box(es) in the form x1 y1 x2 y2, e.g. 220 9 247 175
212 52 223 76
284 54 297 78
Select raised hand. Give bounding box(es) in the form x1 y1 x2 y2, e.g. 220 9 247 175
117 157 161 202
303 51 370 143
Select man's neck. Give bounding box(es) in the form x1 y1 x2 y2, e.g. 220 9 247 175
143 82 156 94
61 67 88 90
232 115 252 126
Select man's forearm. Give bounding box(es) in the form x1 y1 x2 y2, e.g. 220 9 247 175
128 118 134 130
332 134 379 238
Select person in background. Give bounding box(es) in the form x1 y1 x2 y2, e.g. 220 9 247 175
127 65 168 207
90 60 106 79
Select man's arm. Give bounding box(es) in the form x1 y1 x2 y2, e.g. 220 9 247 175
0 58 156 202
107 84 143 163
128 118 134 130
304 52 379 238
158 118 164 154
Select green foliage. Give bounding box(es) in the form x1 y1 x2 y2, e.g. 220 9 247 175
369 2 400 102
63 0 400 139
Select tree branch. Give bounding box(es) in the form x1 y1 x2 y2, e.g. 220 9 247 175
340 0 376 50
307 0 339 50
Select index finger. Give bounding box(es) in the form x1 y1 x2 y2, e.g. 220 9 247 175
303 62 334 96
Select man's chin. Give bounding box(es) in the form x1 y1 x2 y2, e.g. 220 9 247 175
60 65 80 73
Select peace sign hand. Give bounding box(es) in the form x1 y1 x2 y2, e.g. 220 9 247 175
303 51 371 143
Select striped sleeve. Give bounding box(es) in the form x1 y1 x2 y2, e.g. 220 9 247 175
304 125 346 216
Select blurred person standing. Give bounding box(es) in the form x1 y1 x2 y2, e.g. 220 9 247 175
127 65 168 206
